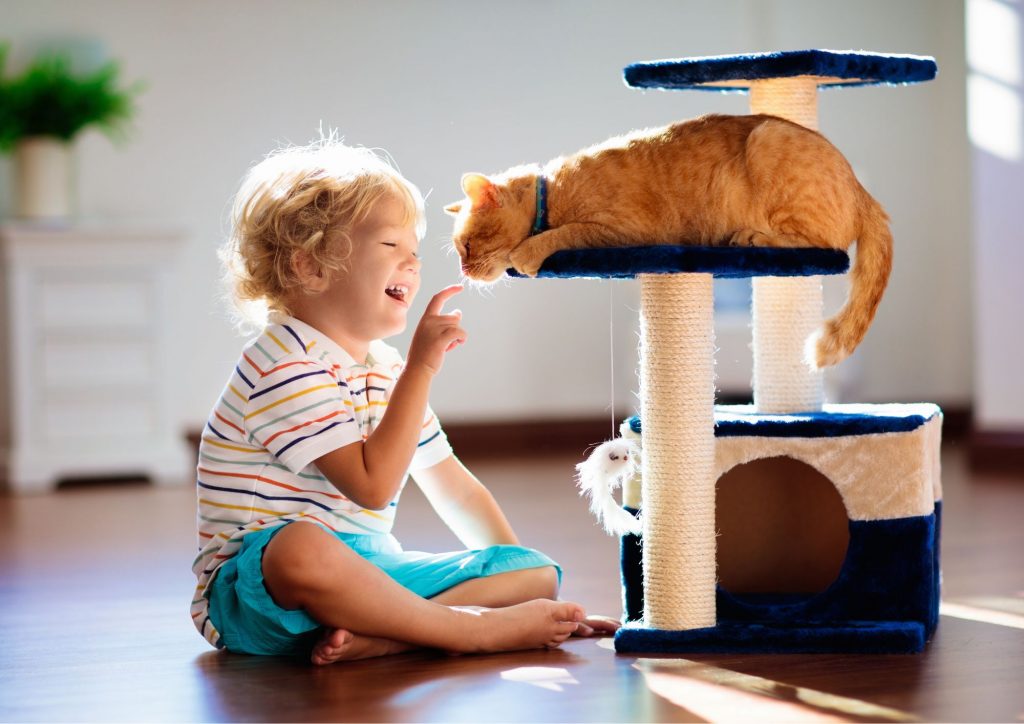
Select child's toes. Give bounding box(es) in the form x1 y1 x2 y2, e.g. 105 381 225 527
325 629 352 650
546 630 575 648
551 600 585 623
548 620 579 644
311 628 353 665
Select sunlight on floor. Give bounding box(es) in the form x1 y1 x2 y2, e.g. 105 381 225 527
941 596 1024 629
499 666 580 692
634 658 918 723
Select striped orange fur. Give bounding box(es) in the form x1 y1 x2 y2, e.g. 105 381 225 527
445 114 892 368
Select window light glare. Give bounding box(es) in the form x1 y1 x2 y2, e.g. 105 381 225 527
967 0 1022 85
968 73 1023 161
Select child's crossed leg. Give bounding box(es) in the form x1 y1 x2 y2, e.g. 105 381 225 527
262 521 601 665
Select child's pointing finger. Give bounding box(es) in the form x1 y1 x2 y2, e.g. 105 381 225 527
425 284 464 316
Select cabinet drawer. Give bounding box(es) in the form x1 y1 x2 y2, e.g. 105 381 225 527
40 396 156 440
41 339 155 388
38 276 153 330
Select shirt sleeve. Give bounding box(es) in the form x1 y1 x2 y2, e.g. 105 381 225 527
410 406 454 471
372 341 453 471
244 354 363 474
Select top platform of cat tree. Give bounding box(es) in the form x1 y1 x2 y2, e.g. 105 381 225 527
506 245 849 280
623 49 937 92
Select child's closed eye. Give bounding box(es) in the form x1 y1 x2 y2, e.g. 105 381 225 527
383 242 419 258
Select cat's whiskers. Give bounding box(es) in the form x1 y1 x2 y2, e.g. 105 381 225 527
461 275 494 294
441 237 460 258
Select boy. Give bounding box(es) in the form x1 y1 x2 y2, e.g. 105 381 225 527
192 141 616 665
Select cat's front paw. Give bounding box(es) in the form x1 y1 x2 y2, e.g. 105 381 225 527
509 245 546 277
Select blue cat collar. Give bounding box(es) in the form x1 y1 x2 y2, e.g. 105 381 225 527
531 175 549 235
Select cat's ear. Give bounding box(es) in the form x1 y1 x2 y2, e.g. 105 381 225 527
461 173 501 210
444 202 462 216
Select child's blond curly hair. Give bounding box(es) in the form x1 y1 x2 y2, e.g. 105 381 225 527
221 138 426 327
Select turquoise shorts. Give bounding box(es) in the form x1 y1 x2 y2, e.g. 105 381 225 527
207 522 561 657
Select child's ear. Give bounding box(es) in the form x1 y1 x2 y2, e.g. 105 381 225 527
461 173 501 210
444 202 462 216
291 250 329 293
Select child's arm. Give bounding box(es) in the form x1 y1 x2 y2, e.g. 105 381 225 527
412 456 519 549
415 457 621 635
315 286 466 510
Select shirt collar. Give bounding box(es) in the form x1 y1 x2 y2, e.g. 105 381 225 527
267 313 397 370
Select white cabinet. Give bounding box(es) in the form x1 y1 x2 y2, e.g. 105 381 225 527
0 224 193 492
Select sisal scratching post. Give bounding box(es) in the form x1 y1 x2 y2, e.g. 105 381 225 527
639 273 716 629
751 277 824 412
750 77 825 413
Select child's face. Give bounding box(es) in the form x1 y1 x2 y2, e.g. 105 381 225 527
322 194 422 343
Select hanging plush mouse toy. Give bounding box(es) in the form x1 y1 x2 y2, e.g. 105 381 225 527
575 438 642 537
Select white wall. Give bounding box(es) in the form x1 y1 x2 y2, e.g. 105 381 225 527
966 0 1024 432
1 0 972 432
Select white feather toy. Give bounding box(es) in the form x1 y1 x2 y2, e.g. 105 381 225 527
575 438 642 537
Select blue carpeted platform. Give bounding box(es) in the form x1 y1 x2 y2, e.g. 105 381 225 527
628 402 942 438
623 49 938 92
505 245 849 280
615 620 926 655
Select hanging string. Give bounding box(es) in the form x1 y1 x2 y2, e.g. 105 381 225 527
609 279 616 439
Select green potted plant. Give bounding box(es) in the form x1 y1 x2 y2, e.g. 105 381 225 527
0 44 143 220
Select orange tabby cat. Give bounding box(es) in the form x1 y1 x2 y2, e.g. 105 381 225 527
444 113 892 368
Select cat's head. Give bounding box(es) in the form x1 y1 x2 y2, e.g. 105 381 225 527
445 172 531 282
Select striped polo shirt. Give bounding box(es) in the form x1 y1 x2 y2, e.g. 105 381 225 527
191 314 452 648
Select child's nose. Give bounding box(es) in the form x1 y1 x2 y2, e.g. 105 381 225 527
406 254 421 273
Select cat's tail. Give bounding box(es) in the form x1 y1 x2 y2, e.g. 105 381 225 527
807 189 893 368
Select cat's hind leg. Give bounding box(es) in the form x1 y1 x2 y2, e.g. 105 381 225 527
765 208 848 250
742 223 832 250
727 229 775 247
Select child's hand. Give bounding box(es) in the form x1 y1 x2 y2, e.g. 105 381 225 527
407 285 467 375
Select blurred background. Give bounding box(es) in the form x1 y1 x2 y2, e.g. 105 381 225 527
0 0 1018 489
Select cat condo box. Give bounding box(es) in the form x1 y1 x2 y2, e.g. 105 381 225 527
619 403 943 654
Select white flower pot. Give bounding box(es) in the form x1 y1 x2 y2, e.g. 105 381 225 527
14 137 74 220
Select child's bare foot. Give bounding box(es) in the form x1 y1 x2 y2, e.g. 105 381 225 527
460 599 585 653
310 628 415 666
573 614 621 638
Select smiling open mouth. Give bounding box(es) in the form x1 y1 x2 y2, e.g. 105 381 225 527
385 284 409 303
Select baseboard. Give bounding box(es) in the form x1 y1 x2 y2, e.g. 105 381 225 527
941 405 973 441
444 417 617 460
968 429 1024 475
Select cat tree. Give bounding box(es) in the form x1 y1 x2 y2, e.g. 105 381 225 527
513 50 942 653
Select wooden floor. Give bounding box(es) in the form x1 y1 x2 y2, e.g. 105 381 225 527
1 443 1022 722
